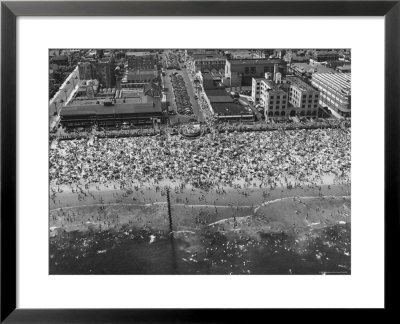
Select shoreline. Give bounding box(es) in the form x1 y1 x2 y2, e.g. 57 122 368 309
50 179 351 237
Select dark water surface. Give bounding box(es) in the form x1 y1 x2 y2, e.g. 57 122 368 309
50 223 350 275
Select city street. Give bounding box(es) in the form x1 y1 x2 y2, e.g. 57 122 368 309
49 66 80 117
180 66 204 122
49 66 80 130
162 69 178 113
162 67 204 123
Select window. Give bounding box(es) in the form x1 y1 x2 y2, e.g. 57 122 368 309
244 67 250 74
264 66 273 73
250 67 256 74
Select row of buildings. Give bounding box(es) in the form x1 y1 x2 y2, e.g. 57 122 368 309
251 70 351 118
252 73 320 118
59 49 350 129
61 50 164 129
189 49 350 118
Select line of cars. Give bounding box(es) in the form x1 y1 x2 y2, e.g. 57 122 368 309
170 73 193 115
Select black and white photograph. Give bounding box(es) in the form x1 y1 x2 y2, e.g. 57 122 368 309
49 48 351 275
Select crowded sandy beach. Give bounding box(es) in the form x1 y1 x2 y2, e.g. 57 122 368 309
49 126 351 274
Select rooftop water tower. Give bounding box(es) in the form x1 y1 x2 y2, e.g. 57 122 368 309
275 72 282 84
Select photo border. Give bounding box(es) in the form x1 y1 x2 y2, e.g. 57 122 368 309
1 0 399 321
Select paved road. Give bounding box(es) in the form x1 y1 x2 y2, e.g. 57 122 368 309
179 67 204 122
49 66 80 117
162 67 204 123
162 69 178 114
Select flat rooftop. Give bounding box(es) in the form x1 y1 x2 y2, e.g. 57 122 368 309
194 56 225 61
124 69 158 81
290 62 336 74
205 89 234 103
286 76 318 92
126 51 155 57
61 100 161 117
68 96 151 106
312 72 351 94
211 102 251 115
229 58 285 65
314 50 339 56
258 79 288 95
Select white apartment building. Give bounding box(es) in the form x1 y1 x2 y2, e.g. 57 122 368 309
287 76 320 117
252 74 288 119
252 74 320 119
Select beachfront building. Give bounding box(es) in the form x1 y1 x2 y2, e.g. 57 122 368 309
60 97 163 129
202 88 255 123
286 76 320 117
311 73 351 117
260 79 288 119
61 84 164 128
252 74 320 119
252 75 288 119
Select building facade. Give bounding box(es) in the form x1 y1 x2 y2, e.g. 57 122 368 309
252 75 320 119
194 58 226 73
312 50 340 63
60 97 163 128
78 61 95 80
286 76 320 117
126 51 157 70
78 55 116 88
97 56 116 88
311 72 351 117
261 80 288 119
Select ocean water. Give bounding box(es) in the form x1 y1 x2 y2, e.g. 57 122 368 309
49 223 350 275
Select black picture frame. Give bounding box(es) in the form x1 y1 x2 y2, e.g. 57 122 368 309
1 0 399 322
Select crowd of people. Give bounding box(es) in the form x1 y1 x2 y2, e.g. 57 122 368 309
50 127 350 191
51 117 348 145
